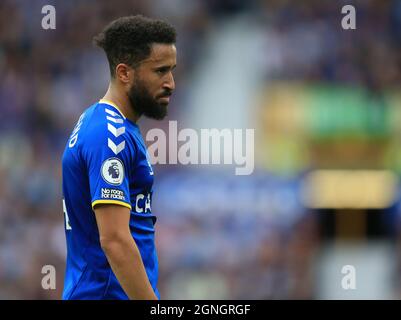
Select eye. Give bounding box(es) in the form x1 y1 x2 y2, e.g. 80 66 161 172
156 67 168 74
155 66 172 75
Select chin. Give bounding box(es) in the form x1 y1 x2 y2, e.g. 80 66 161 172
151 114 167 121
146 108 168 120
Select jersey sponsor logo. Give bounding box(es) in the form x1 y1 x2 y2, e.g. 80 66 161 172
134 192 152 213
101 157 124 185
101 188 126 201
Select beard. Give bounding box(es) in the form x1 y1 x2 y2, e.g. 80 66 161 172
127 78 170 120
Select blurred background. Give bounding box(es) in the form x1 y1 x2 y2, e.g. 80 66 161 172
0 0 401 299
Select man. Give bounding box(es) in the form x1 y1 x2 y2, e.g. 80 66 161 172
61 15 176 300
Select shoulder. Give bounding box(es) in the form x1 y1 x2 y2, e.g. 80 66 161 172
80 101 134 158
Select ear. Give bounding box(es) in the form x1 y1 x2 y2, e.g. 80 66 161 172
115 63 134 84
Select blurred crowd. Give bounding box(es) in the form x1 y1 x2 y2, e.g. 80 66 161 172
259 0 401 91
0 0 400 299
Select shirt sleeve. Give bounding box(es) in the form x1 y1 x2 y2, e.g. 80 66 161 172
81 119 133 211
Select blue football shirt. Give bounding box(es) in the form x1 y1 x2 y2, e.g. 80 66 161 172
61 99 159 300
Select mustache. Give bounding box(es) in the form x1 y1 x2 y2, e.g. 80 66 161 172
157 90 173 98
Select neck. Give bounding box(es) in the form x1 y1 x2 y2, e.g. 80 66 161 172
102 82 140 123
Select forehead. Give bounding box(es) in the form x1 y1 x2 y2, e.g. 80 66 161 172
141 43 177 66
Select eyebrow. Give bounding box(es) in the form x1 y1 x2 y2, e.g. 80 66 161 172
154 64 176 70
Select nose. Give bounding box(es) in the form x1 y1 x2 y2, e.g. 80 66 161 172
163 72 175 92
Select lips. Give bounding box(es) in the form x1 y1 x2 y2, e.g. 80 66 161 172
159 96 170 103
158 92 172 103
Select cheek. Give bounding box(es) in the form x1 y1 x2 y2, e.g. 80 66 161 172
140 77 158 95
127 81 136 94
148 82 162 97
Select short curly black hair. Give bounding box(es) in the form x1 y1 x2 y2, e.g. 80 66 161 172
93 15 176 78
